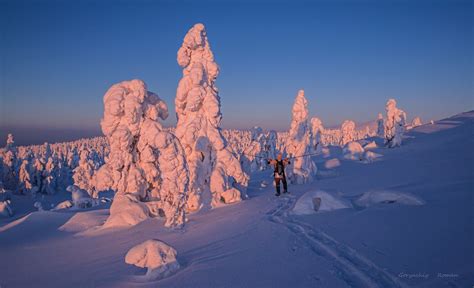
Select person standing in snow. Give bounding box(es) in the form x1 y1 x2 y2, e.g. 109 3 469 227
267 153 291 196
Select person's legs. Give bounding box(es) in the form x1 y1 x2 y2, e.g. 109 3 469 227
275 178 281 196
282 177 288 193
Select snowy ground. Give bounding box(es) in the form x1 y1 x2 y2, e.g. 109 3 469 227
1 112 473 287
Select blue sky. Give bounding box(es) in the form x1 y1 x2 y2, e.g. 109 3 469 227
1 0 472 145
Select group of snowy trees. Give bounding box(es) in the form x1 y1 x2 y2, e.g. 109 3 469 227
0 134 106 198
1 23 424 227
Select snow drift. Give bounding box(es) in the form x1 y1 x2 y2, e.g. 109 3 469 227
355 190 425 208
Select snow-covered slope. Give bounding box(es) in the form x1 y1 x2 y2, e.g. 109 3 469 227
0 111 472 287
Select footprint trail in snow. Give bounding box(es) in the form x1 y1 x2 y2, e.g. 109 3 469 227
266 194 407 288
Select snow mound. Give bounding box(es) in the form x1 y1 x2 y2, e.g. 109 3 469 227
125 239 180 281
364 151 383 163
52 200 73 211
292 190 352 215
103 194 150 228
343 141 364 161
324 158 340 169
363 141 377 150
355 190 425 208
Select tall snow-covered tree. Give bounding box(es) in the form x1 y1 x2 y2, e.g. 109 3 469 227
285 90 317 184
175 23 249 211
95 79 189 228
385 99 407 148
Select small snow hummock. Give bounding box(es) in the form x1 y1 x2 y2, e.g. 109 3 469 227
292 190 351 215
363 151 383 163
285 90 317 184
175 23 248 211
125 239 180 281
324 158 341 169
355 190 425 208
384 99 407 148
343 141 364 161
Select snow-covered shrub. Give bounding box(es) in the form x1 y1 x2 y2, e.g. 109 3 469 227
384 99 407 148
0 200 14 217
33 201 44 211
66 185 97 209
411 117 422 129
343 141 364 161
340 120 356 147
376 113 384 138
96 79 189 228
125 239 180 281
285 90 316 184
175 23 248 211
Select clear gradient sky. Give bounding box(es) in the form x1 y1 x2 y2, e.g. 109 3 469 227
1 0 472 145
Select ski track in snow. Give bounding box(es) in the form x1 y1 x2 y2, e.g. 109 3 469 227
266 195 407 288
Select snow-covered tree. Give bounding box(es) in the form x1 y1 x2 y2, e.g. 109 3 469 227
31 158 44 197
310 117 324 154
340 120 356 146
72 149 96 198
285 90 317 184
175 23 249 211
241 126 268 173
411 117 422 128
18 160 32 195
264 130 278 160
1 133 18 191
42 157 58 194
384 99 407 148
376 113 384 138
95 79 189 228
